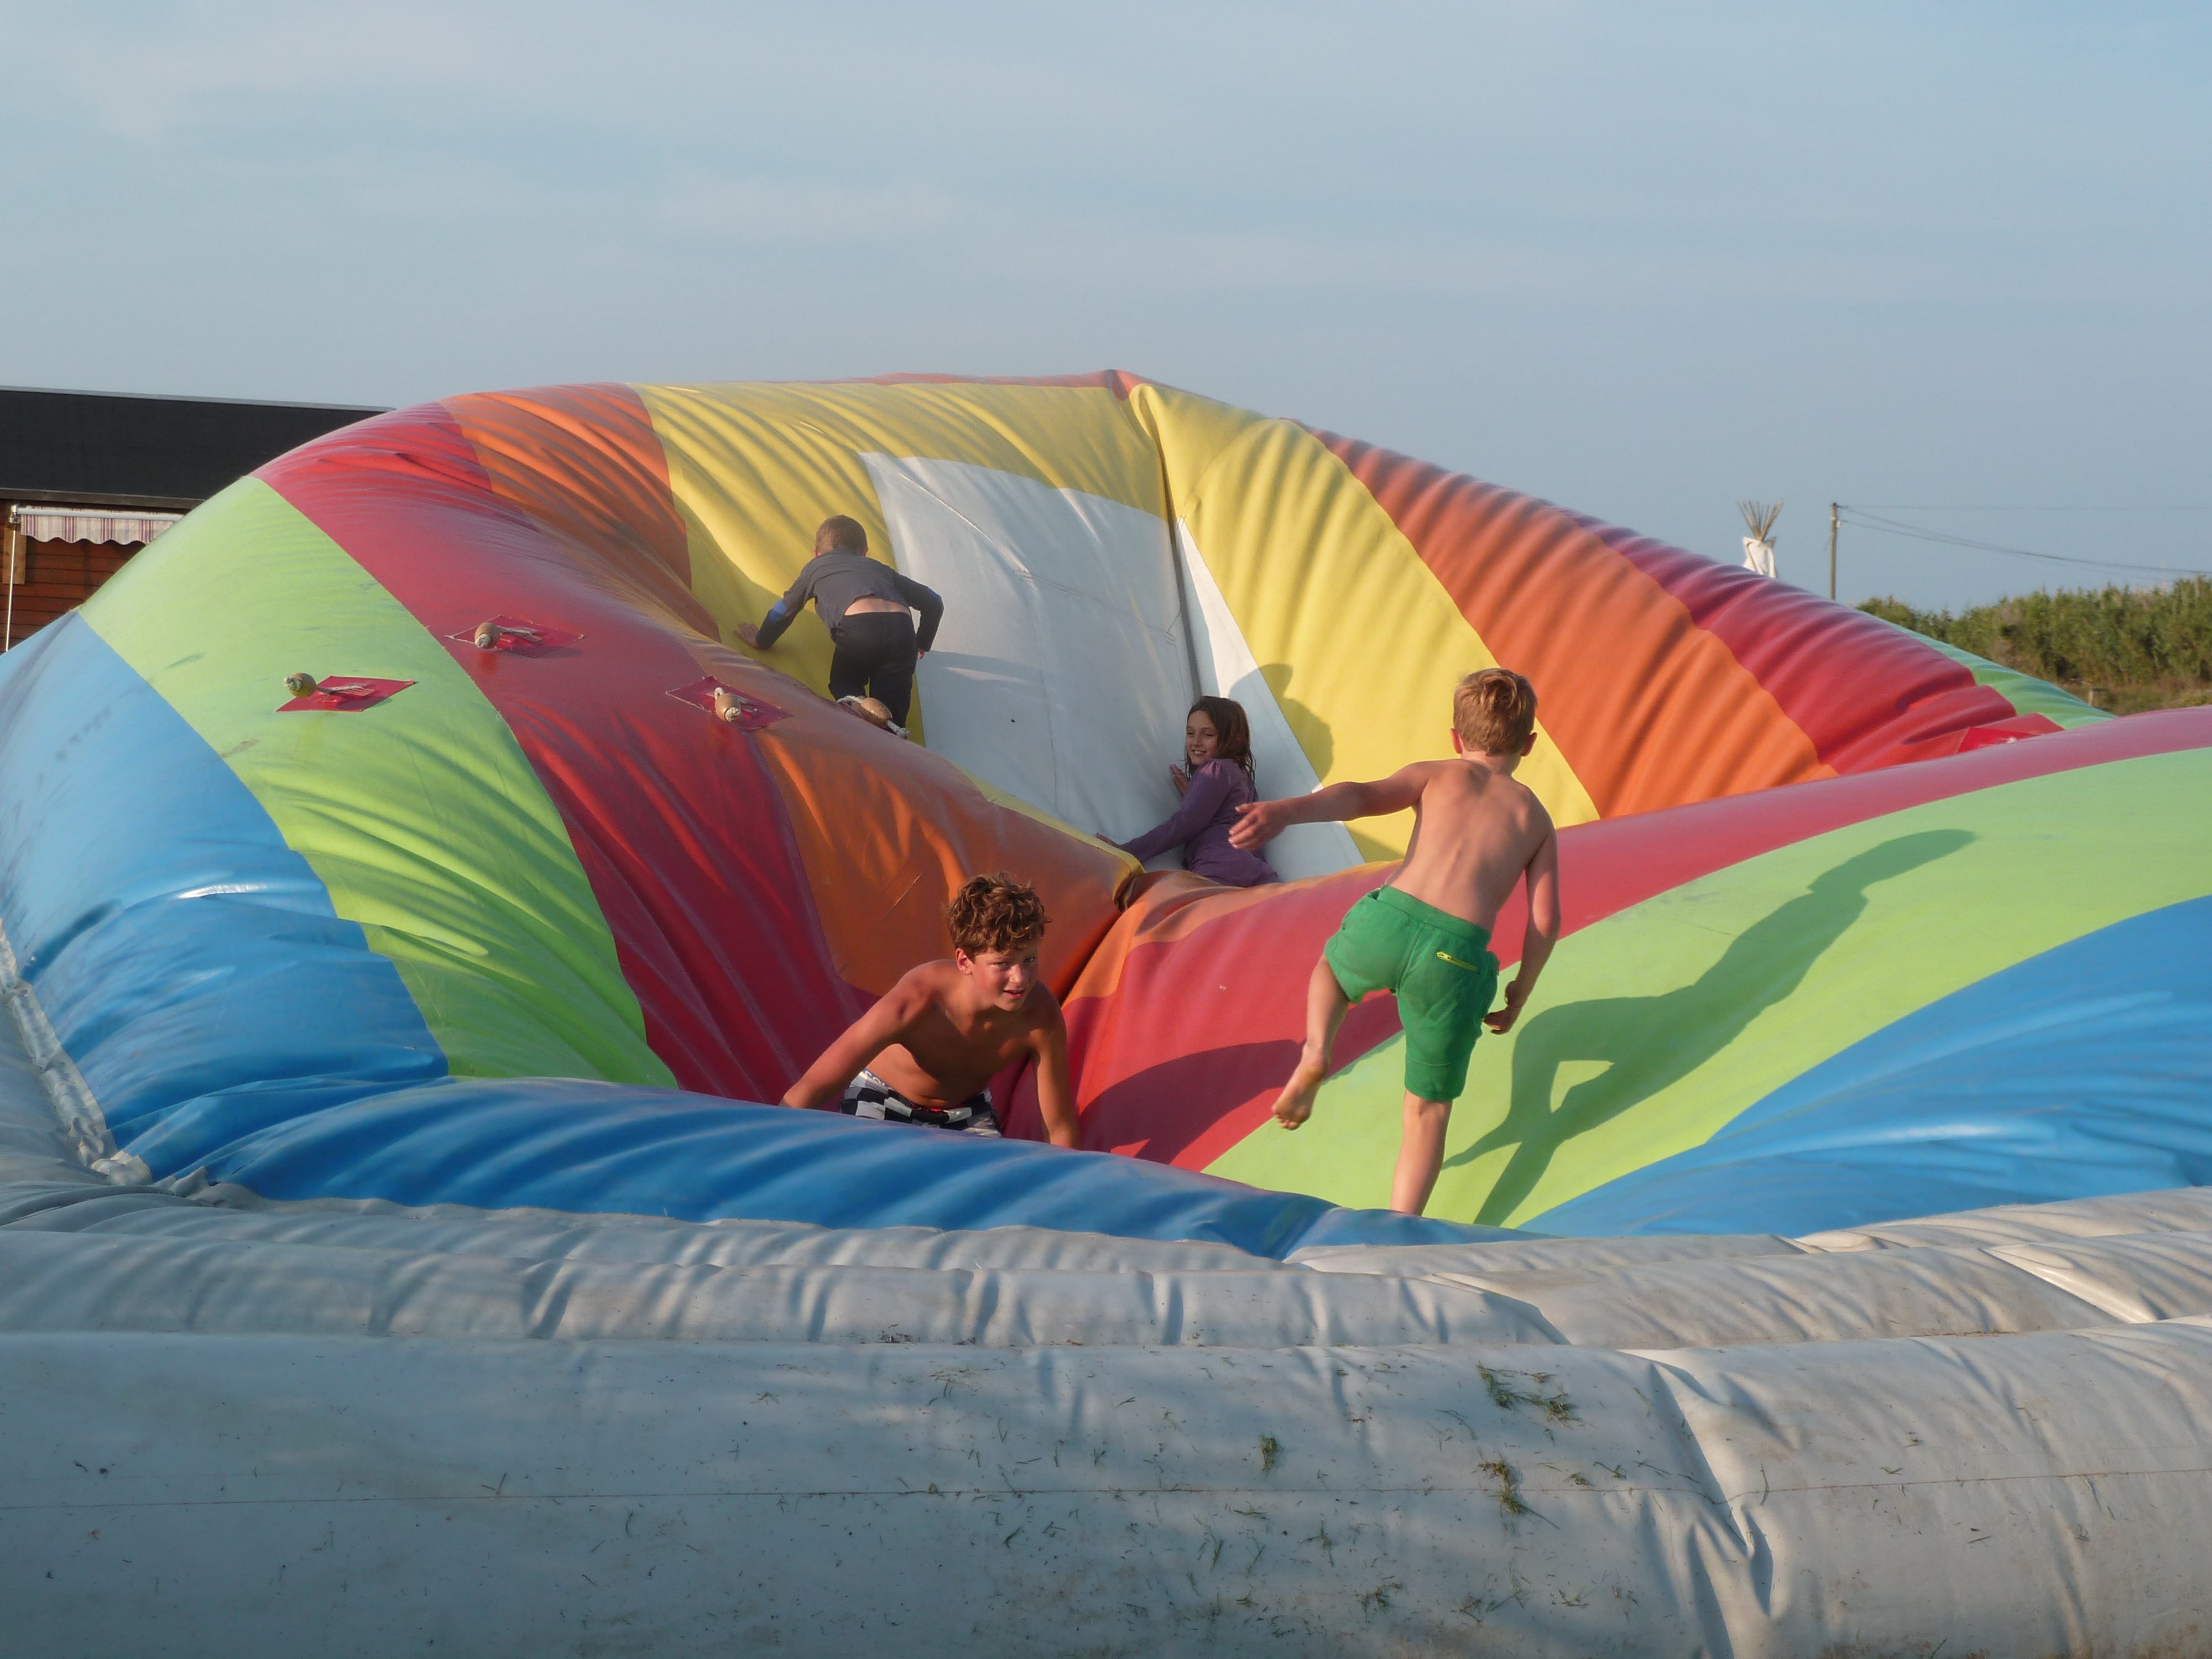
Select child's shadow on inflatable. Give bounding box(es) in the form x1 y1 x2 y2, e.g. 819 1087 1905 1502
1257 664 1331 779
1446 828 1974 1227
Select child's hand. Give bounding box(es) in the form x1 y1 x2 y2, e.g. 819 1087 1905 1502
1168 763 1190 796
1484 978 1531 1034
1229 799 1285 849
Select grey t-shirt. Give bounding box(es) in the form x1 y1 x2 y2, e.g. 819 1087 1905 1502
755 550 943 650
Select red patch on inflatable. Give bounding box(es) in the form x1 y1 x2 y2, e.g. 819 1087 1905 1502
666 676 790 731
448 615 582 656
278 677 414 712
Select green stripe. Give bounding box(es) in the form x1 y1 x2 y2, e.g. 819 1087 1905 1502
82 478 674 1087
1875 617 2107 729
1206 747 2212 1223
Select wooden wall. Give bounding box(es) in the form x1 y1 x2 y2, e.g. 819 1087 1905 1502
3 533 143 649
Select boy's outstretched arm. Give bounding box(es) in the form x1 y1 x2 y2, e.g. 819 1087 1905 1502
1228 765 1429 849
1030 1008 1082 1150
1485 830 1561 1035
781 985 917 1110
738 567 818 651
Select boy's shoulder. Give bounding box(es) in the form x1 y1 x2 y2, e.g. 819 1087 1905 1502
1494 770 1552 823
890 957 963 1003
1402 757 1465 789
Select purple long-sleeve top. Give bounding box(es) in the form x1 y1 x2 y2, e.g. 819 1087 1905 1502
1117 759 1280 888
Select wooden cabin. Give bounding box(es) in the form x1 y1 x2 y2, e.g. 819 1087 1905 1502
1 387 383 651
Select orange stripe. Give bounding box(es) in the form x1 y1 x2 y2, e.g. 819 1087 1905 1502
1317 431 1830 816
748 696 1130 1000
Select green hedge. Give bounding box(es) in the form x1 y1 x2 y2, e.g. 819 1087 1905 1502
1860 579 2212 713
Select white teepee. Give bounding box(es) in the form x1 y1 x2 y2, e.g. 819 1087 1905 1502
1739 499 1781 578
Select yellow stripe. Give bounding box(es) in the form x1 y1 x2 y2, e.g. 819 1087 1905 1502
632 375 1600 855
1126 383 1598 858
633 380 1165 745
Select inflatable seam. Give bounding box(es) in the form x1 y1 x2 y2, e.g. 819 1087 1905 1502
0 919 148 1186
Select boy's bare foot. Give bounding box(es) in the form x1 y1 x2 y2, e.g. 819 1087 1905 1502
1271 1058 1326 1129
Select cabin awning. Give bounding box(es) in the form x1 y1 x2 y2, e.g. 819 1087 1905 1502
8 506 184 546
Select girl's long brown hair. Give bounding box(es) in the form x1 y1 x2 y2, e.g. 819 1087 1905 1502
1189 696 1256 784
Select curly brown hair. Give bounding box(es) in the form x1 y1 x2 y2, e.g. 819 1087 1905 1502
945 874 1050 957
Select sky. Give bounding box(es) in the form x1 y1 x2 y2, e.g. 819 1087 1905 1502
2 1 2205 610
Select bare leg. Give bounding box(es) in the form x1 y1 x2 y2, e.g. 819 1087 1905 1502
1272 957 1352 1129
1391 1094 1452 1214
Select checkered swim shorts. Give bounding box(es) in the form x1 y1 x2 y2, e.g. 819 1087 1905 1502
838 1068 1002 1136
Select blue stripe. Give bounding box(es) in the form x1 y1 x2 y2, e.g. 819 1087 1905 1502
0 615 445 1175
0 619 1501 1253
186 1078 1507 1257
1532 895 2212 1236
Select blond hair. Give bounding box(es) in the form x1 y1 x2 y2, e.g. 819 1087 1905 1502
1453 668 1537 754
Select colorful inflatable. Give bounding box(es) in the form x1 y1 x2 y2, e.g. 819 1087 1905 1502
2 372 2209 1654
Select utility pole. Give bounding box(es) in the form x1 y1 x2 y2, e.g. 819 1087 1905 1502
1828 503 1839 602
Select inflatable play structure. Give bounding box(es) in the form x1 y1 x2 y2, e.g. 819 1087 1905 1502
3 372 2209 1653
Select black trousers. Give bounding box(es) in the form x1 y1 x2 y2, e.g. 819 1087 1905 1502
827 612 919 725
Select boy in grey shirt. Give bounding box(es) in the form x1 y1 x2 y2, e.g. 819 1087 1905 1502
738 515 943 730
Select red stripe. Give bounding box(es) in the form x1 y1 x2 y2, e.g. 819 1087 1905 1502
1031 710 2212 1165
1575 520 2021 771
258 403 864 1099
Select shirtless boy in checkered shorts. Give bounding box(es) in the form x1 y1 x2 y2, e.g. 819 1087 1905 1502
779 874 1081 1148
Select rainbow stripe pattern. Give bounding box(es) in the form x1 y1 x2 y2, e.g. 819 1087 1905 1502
1 372 2202 1240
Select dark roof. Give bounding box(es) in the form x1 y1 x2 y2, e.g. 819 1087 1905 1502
0 386 387 510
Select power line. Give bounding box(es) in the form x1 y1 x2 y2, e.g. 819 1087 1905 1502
1836 508 2211 579
1851 504 2212 513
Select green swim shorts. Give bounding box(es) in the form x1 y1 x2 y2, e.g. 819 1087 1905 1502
1322 886 1500 1103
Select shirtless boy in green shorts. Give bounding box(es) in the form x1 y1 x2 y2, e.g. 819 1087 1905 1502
1229 669 1562 1215
779 874 1082 1149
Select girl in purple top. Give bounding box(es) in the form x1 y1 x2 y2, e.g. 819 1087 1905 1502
1115 697 1280 888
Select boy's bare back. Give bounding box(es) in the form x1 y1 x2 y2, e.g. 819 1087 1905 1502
1386 759 1556 933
